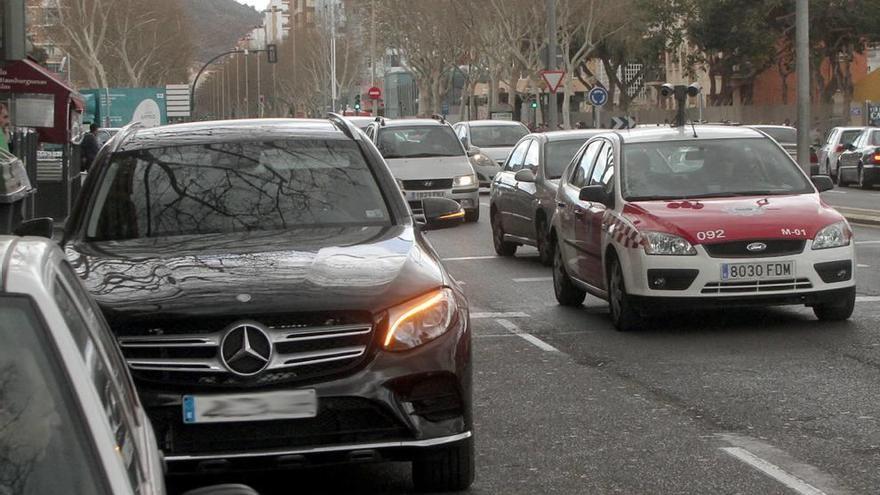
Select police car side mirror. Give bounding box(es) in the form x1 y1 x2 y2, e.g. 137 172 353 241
467 146 481 158
514 169 536 183
13 217 55 239
811 175 834 193
579 185 611 207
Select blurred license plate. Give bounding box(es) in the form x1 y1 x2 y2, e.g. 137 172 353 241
410 191 446 200
183 390 317 424
721 261 794 281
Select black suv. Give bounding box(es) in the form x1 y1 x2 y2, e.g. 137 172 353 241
58 117 474 491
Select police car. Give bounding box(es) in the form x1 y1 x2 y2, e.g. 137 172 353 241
550 126 856 331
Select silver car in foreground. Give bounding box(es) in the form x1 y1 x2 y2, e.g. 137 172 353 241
0 235 257 495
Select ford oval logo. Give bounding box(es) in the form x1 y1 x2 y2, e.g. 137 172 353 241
746 242 768 253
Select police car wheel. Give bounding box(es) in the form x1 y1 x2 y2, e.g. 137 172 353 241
608 256 643 332
465 208 480 223
536 217 553 267
812 288 855 321
553 240 586 306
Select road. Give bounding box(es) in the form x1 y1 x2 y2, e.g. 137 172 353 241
171 203 880 495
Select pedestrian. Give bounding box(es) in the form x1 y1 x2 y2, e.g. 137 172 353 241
783 118 792 127
0 103 11 153
80 123 101 172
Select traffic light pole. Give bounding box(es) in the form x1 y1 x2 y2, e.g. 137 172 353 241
796 0 811 173
545 0 558 130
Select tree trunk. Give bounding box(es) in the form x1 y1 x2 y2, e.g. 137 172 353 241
417 79 430 117
561 70 573 129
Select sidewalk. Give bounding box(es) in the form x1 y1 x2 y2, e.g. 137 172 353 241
835 206 880 227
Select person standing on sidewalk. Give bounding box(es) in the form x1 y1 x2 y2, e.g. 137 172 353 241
0 103 11 153
80 123 101 172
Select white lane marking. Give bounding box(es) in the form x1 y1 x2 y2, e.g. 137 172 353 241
496 319 559 352
855 240 880 245
512 277 553 283
856 296 880 303
471 311 530 319
823 190 847 194
443 255 497 261
480 202 490 208
720 447 826 495
857 264 871 268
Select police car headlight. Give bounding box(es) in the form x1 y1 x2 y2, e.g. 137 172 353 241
812 221 852 250
643 232 697 256
384 288 457 351
470 153 495 169
453 174 476 188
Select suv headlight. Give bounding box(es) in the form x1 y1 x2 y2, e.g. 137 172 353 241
812 221 852 250
642 231 697 256
453 174 476 188
470 153 495 169
384 288 457 351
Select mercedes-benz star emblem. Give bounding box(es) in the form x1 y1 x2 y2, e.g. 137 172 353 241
746 242 768 253
220 323 272 376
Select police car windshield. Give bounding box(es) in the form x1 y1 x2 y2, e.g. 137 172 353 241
378 126 463 158
622 138 814 201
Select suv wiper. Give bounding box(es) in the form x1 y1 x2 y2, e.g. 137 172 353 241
403 152 460 158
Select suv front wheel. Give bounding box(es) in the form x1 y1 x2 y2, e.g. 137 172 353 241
412 437 475 492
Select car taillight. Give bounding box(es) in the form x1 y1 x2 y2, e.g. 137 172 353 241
872 153 880 164
810 150 818 164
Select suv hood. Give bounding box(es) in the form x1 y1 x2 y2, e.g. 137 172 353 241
385 156 475 180
623 194 844 244
65 226 447 322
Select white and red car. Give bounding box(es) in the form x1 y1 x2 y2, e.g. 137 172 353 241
551 126 856 331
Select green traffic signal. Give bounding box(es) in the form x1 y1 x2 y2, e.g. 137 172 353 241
530 100 538 109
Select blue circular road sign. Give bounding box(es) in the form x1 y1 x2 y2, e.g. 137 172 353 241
588 87 608 107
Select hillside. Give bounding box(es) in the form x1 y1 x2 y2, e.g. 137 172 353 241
184 0 263 62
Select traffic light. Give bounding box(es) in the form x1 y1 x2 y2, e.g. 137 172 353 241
266 44 278 64
530 98 538 109
354 94 362 111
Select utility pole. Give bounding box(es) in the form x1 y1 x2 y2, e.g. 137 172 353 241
235 54 240 118
330 0 338 113
257 39 263 118
371 0 378 117
245 50 250 117
545 0 558 130
796 0 810 173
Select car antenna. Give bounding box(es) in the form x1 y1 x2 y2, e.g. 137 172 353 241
690 120 698 138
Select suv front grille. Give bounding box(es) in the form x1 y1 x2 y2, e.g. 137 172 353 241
150 397 410 455
701 278 813 294
117 315 374 388
704 239 805 258
402 178 453 191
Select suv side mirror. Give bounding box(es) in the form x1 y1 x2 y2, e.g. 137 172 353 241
421 197 464 230
579 185 612 207
514 169 536 183
844 143 856 151
181 484 260 495
467 146 481 158
811 175 834 193
13 217 55 239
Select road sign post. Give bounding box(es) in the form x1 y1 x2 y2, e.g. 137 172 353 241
368 86 382 116
588 87 608 129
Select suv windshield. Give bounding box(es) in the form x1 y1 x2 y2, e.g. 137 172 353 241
378 126 463 158
470 125 528 148
86 139 391 241
0 296 105 495
622 138 814 200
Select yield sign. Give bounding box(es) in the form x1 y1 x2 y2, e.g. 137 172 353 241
540 70 565 94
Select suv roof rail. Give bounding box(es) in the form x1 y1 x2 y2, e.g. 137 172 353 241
327 113 359 139
110 121 144 153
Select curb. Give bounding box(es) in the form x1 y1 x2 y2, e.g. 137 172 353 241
836 207 880 227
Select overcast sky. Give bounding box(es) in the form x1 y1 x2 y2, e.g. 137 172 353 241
236 0 270 10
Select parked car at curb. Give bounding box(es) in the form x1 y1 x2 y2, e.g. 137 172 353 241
550 126 856 331
366 117 481 222
0 235 257 495
816 126 864 182
38 116 474 492
489 129 604 265
453 120 530 188
835 126 880 188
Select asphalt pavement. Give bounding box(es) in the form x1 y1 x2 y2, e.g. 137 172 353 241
171 200 880 495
